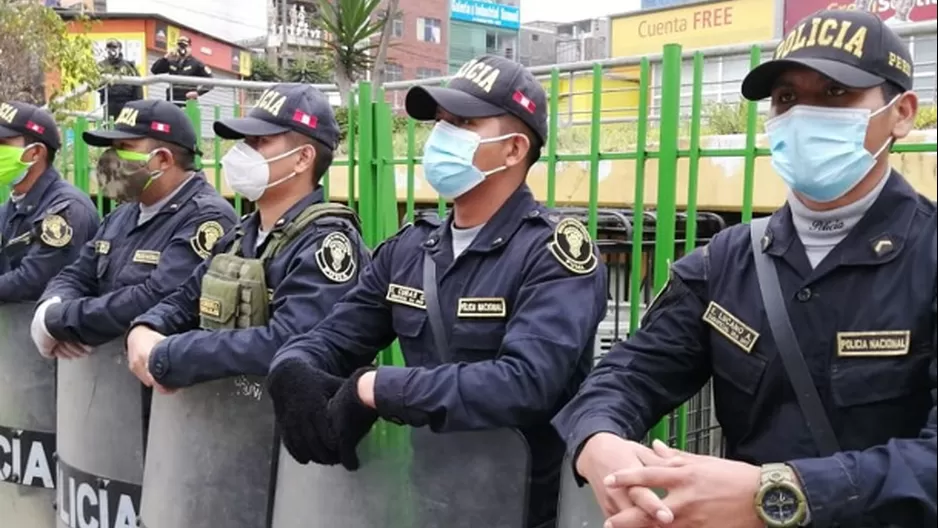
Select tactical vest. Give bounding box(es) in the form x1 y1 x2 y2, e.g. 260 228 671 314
198 202 361 331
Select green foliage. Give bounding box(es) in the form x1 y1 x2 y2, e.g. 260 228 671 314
312 0 387 80
915 104 937 130
0 2 100 114
285 56 334 84
704 100 766 135
248 60 281 82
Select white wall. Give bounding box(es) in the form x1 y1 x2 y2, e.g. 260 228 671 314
106 0 267 42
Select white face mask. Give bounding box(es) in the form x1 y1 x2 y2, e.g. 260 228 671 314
221 142 303 202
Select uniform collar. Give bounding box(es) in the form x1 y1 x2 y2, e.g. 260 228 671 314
238 186 325 254
130 172 210 224
762 170 919 277
15 168 59 215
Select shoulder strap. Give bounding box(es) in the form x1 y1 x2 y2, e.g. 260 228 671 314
260 202 361 262
422 253 450 362
749 218 841 457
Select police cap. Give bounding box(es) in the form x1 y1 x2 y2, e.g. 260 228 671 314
742 9 914 101
213 83 340 150
0 101 62 151
83 99 201 154
405 55 548 145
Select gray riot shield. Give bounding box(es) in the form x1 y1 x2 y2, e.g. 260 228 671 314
56 340 145 528
0 303 58 526
556 454 605 528
271 423 530 528
138 375 277 528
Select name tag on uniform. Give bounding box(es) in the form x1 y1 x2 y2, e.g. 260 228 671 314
95 241 111 255
386 284 426 310
702 302 759 353
457 298 506 318
199 297 222 318
132 250 161 265
836 330 910 357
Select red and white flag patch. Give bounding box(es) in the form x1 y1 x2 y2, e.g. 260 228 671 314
292 110 318 128
26 121 45 135
151 121 171 133
512 91 536 114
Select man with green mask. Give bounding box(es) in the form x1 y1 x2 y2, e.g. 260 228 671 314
0 101 98 303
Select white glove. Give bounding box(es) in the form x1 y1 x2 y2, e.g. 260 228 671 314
31 297 62 358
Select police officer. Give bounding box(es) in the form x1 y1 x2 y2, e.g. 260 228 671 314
31 99 237 356
150 36 213 107
267 55 609 528
97 39 143 120
0 101 98 303
553 10 936 528
125 83 369 391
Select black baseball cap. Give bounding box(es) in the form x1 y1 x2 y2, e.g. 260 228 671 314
214 83 340 150
83 99 201 154
0 101 62 151
742 9 914 101
406 55 548 145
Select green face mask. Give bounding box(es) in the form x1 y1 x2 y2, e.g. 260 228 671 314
0 143 37 187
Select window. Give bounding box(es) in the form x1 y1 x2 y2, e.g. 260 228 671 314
531 34 539 42
417 67 442 79
417 17 442 44
392 13 404 39
486 32 497 52
385 62 403 83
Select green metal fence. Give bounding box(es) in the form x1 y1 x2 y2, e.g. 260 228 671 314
48 42 938 453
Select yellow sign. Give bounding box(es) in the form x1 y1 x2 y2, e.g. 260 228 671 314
611 0 777 57
167 26 181 49
239 51 253 77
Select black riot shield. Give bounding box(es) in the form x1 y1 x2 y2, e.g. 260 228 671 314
138 375 277 528
271 423 530 528
55 340 145 528
0 303 58 526
556 454 605 528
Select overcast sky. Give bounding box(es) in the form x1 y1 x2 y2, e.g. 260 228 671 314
520 0 641 23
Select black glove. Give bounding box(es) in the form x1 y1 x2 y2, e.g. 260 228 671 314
266 357 344 465
327 367 380 471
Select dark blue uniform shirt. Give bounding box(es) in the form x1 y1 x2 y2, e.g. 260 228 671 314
553 172 937 528
40 174 237 346
0 168 98 302
131 187 371 388
271 185 608 527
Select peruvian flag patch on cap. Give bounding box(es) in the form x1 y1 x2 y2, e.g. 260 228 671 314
292 110 318 128
512 91 536 114
26 121 45 135
151 121 171 133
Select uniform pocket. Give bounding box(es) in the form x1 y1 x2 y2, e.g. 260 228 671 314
830 354 925 408
712 349 768 397
198 270 240 330
450 321 507 362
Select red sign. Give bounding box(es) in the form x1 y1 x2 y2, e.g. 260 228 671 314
784 0 937 32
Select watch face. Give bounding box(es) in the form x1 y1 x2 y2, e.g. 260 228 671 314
760 485 801 524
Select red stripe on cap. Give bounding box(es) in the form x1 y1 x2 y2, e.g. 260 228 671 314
151 121 171 133
292 110 318 128
512 91 536 114
26 121 45 134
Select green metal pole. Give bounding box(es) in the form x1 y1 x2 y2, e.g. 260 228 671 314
358 82 376 247
628 60 651 339
233 102 242 215
587 63 602 238
213 105 222 190
73 117 89 194
184 99 202 171
406 118 416 223
650 43 683 445
347 90 358 212
741 45 761 223
546 68 560 208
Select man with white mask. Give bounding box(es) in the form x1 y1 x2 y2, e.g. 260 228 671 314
554 9 936 528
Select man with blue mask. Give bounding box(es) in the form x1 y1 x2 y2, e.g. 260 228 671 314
266 55 608 527
553 9 935 528
0 101 98 303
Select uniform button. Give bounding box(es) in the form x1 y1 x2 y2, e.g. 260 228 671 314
796 288 812 302
528 210 539 218
276 219 285 227
170 204 179 210
153 359 165 376
426 238 437 247
492 237 504 245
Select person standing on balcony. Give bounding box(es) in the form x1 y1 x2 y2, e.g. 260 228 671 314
0 100 98 303
97 39 143 121
150 36 214 108
553 9 935 528
265 55 609 527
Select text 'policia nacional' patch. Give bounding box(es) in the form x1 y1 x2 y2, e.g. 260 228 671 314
315 232 356 283
837 330 910 357
457 298 506 318
132 250 161 265
702 301 759 353
386 284 426 310
191 221 225 259
548 218 597 275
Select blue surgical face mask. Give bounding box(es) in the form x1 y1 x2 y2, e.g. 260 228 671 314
422 121 521 200
764 97 898 203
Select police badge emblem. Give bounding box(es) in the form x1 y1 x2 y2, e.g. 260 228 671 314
191 221 225 259
548 218 597 275
315 231 356 283
39 214 73 248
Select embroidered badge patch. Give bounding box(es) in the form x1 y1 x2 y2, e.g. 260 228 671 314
191 221 225 259
39 214 73 248
457 298 507 318
548 218 597 275
836 330 910 357
315 232 356 283
386 284 426 310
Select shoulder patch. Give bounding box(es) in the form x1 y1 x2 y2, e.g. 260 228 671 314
548 218 597 275
315 231 356 283
204 66 212 75
40 214 73 248
191 220 225 259
46 200 72 216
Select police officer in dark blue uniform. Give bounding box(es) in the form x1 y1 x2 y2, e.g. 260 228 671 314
553 10 936 528
30 99 237 357
0 101 98 304
266 55 609 528
124 83 369 390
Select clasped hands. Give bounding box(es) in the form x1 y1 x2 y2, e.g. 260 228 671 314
578 433 763 528
266 358 379 471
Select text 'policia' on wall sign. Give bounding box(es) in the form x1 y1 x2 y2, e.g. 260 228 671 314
611 0 777 57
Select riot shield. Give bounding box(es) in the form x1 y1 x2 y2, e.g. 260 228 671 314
556 454 605 527
0 303 58 526
271 423 530 528
55 340 145 528
139 375 277 528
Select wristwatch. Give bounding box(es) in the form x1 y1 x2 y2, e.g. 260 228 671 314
754 463 808 528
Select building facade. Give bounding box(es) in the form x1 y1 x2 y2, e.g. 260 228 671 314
448 0 522 73
384 0 451 83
